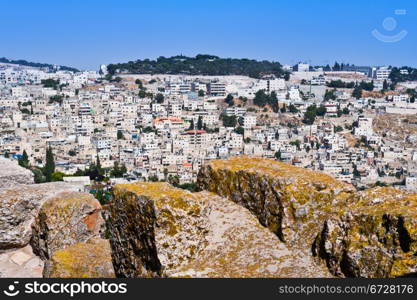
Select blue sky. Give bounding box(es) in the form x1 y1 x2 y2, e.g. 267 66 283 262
1 0 416 70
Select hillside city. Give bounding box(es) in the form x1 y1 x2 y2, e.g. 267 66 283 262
2 56 417 194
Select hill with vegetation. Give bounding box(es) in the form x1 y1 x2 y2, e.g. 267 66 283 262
0 57 79 73
107 54 288 79
389 67 417 83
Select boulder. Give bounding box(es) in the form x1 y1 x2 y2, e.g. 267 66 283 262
197 157 417 278
313 187 417 277
107 182 330 278
0 157 34 188
31 192 104 260
0 182 82 250
197 156 355 246
0 245 43 278
43 238 115 278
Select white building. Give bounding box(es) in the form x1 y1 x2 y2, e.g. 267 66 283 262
243 115 257 129
297 63 310 72
354 117 373 137
373 67 391 80
207 82 226 96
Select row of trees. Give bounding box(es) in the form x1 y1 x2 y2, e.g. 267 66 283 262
0 57 79 72
107 54 288 79
389 67 417 83
73 157 127 181
327 80 356 89
327 79 398 97
41 79 60 90
188 116 204 130
17 148 128 183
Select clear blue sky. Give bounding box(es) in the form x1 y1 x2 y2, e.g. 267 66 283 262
1 0 416 70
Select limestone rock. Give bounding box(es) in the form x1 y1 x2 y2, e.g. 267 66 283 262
31 192 104 260
313 187 417 278
197 156 355 247
197 157 417 278
0 182 82 250
0 245 43 278
107 182 331 278
0 157 34 188
43 238 115 278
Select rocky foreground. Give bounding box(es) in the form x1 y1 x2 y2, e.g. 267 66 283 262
0 181 112 278
108 182 330 277
0 157 34 188
0 156 416 277
197 156 417 277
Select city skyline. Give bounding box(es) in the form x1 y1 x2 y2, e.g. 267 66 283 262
1 0 416 70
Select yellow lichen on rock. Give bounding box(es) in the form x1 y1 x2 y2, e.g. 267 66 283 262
108 182 331 278
197 156 417 278
43 238 115 278
210 156 349 189
31 192 103 260
198 156 355 246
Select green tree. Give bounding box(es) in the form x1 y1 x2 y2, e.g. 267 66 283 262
88 155 105 181
197 116 203 130
43 147 55 182
324 89 336 101
138 90 147 98
284 73 290 81
41 79 60 89
18 150 29 168
352 86 362 99
168 175 180 186
106 55 287 79
316 105 327 116
234 126 244 135
225 94 234 106
135 79 143 88
188 119 195 130
110 161 127 178
49 95 63 104
290 140 301 151
155 93 164 103
176 182 200 192
148 175 159 182
92 189 108 205
288 104 299 113
220 114 237 127
383 80 389 91
51 171 65 181
117 130 124 140
32 168 46 183
275 150 282 161
198 89 205 97
20 108 31 114
303 105 318 125
253 90 268 107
